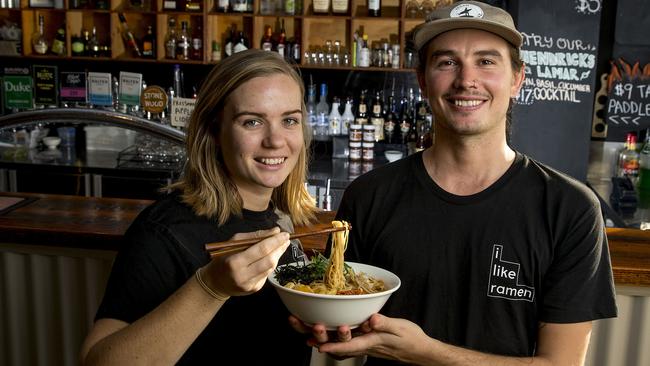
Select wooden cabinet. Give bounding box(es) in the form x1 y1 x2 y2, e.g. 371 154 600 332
0 0 429 70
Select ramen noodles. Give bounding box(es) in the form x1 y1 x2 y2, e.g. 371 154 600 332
281 220 385 295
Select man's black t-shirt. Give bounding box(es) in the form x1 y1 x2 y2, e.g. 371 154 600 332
336 152 617 364
96 193 311 365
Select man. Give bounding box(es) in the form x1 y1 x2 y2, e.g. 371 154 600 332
294 1 617 365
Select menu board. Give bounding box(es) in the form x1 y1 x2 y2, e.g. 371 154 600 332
510 0 602 182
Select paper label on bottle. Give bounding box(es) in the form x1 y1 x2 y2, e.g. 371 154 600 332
33 42 48 55
141 85 167 114
171 97 196 128
119 71 142 106
33 64 58 106
371 117 385 141
87 72 113 106
2 75 33 109
332 0 347 12
233 42 248 53
313 0 329 12
359 48 370 67
60 71 87 102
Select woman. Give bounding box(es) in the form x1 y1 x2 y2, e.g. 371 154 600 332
80 49 317 365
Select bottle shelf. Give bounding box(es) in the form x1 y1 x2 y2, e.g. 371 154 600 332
1 0 433 69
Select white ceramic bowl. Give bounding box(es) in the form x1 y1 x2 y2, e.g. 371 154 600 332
42 136 61 150
384 150 403 162
269 262 401 330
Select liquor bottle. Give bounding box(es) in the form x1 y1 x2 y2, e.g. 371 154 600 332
358 34 370 67
191 23 203 60
355 91 368 125
118 13 142 57
176 21 190 60
71 34 84 56
172 64 184 98
399 96 412 145
370 91 384 142
164 18 177 59
260 26 273 51
51 23 66 56
216 0 230 12
88 26 100 57
306 82 318 130
211 40 221 62
276 20 286 57
313 0 330 14
291 35 301 64
315 83 330 138
414 93 428 143
618 132 640 180
329 96 342 136
341 97 354 135
32 14 49 55
142 25 156 59
284 0 295 15
368 0 381 17
83 29 90 56
224 25 236 57
639 130 650 190
382 93 395 143
332 0 348 13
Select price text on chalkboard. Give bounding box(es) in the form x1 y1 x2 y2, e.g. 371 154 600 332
606 80 650 128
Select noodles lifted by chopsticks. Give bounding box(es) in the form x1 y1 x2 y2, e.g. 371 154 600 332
280 220 386 295
325 220 349 291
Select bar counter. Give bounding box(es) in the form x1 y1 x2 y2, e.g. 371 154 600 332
1 191 649 287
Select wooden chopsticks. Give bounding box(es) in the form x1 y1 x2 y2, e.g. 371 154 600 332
205 225 349 258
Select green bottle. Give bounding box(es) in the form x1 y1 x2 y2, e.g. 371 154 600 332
51 25 66 56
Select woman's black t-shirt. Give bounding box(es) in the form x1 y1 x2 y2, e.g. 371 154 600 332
96 193 311 365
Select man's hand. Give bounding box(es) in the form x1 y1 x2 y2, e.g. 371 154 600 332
289 313 433 364
313 314 433 363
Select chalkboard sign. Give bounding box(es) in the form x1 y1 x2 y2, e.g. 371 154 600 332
510 0 601 182
604 60 650 141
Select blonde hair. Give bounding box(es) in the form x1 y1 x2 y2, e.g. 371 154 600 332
170 49 317 226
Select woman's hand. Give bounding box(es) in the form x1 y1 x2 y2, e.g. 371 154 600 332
289 316 354 345
203 227 291 297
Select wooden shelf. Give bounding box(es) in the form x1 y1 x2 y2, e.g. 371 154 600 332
2 0 431 70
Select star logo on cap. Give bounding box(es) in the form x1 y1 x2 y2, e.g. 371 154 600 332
450 3 484 18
